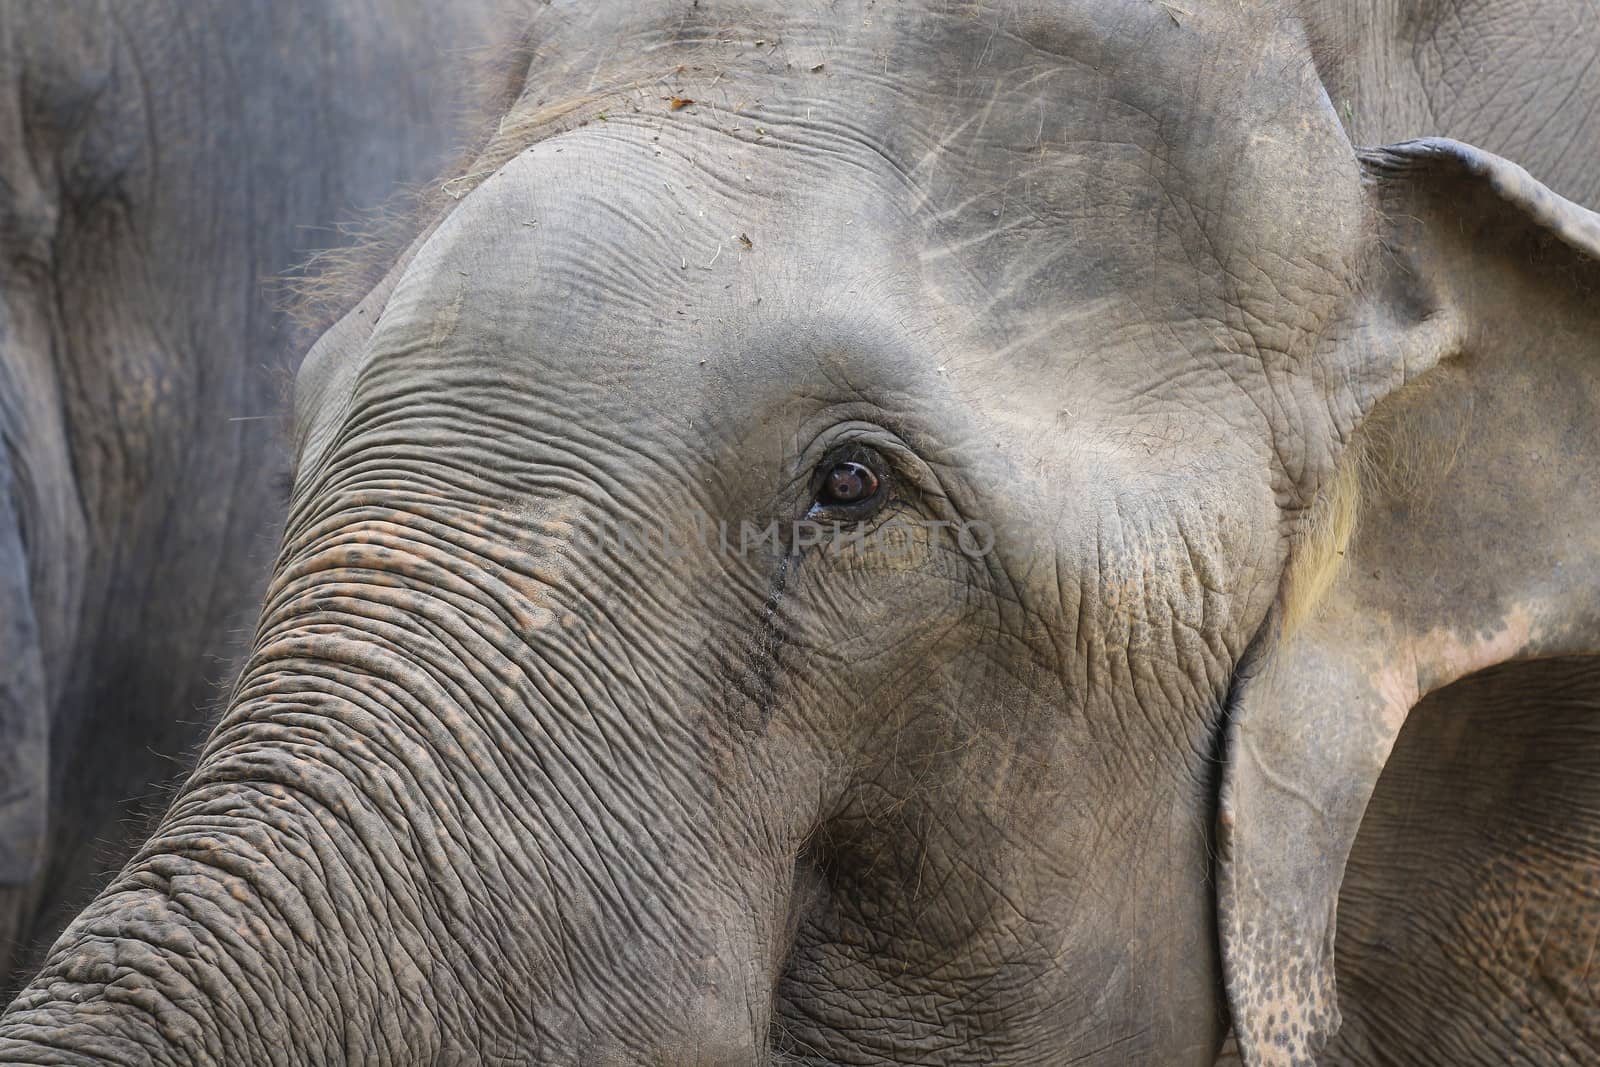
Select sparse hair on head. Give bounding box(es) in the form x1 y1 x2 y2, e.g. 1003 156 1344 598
276 1 552 346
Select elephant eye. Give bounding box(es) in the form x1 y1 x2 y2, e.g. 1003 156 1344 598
819 460 881 506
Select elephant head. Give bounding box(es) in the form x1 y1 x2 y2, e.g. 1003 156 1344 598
2 2 1597 1064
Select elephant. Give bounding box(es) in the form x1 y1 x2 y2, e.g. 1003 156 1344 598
3 0 1599 1064
0 0 510 991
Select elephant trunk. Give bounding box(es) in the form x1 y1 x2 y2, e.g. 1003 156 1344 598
0 503 802 1063
0 691 435 1064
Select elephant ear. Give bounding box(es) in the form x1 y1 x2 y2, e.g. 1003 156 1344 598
1217 139 1600 1067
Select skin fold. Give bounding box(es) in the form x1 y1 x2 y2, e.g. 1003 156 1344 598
0 0 508 992
0 1 1597 1064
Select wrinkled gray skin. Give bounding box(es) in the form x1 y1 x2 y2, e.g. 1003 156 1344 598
3 1 1600 1065
0 0 507 991
1307 0 1600 208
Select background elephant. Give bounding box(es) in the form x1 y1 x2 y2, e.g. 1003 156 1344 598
0 0 508 991
1 1 1598 1064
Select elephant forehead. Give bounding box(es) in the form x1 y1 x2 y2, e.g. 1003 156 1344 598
368 8 1359 428
513 0 1368 354
367 138 945 426
355 0 1365 489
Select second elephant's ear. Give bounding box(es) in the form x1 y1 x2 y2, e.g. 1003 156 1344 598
1217 139 1600 1066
